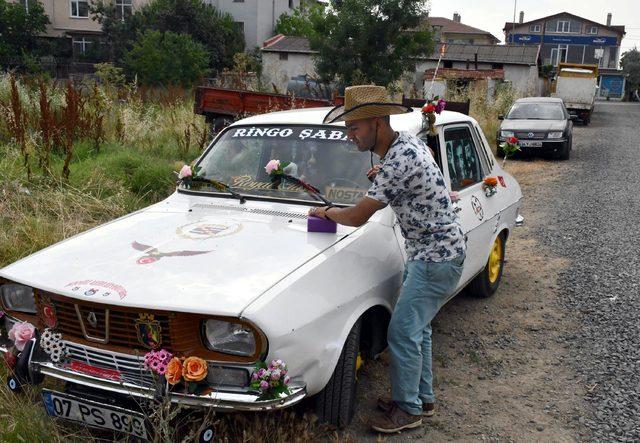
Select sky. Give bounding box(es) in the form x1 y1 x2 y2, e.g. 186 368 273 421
427 0 639 55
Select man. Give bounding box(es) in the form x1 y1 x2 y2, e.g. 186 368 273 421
309 85 466 434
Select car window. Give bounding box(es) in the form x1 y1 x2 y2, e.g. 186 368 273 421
444 125 484 191
471 124 492 171
192 125 372 205
506 102 565 120
417 131 443 171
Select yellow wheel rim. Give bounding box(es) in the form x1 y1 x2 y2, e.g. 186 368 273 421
488 236 503 284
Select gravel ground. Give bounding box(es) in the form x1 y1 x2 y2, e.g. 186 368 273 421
533 102 640 441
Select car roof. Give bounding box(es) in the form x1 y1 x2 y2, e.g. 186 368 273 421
230 107 476 131
514 97 564 104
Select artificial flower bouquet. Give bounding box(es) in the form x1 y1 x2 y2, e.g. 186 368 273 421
421 96 446 135
499 136 521 166
483 176 499 197
145 349 210 395
250 359 291 400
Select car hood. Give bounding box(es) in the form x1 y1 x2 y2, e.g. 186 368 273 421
0 193 358 316
500 119 566 132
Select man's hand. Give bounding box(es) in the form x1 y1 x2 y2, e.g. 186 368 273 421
308 197 386 227
308 206 331 220
366 164 381 182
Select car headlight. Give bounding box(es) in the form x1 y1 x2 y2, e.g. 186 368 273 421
202 319 256 356
500 130 515 138
548 131 564 139
1 283 36 314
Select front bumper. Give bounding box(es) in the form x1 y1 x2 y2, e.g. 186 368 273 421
498 138 567 154
0 325 306 412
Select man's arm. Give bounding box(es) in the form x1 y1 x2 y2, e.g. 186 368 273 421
308 197 386 227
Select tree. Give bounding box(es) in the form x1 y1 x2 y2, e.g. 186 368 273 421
310 0 433 88
621 47 640 100
274 3 325 39
92 0 243 72
124 30 209 86
0 0 49 68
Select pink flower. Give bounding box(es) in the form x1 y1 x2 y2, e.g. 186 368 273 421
0 311 4 319
178 165 192 179
270 369 281 381
284 376 290 385
156 363 168 375
259 380 269 390
251 372 259 381
264 159 280 175
449 191 460 203
9 322 36 351
257 368 267 378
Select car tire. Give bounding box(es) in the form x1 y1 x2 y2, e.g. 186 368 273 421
315 318 362 428
467 232 506 298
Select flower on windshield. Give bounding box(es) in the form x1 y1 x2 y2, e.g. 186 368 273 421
422 96 446 136
265 159 281 175
178 165 192 179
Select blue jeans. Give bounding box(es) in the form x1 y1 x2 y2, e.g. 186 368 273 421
387 254 465 415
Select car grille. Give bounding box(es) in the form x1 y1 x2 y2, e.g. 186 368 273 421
36 293 173 351
514 131 546 139
64 341 155 388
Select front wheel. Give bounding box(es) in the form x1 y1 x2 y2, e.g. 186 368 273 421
315 319 362 428
467 233 506 298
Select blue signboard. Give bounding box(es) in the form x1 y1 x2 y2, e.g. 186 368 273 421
599 75 625 98
508 34 618 46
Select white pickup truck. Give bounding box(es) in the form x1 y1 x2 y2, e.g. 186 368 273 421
551 63 598 125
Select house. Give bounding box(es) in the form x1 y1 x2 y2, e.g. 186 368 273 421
10 0 306 59
426 13 500 45
261 34 318 93
504 11 626 99
416 43 541 97
206 0 305 50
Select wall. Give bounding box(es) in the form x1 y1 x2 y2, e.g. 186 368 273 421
262 51 317 93
442 33 496 45
503 65 539 95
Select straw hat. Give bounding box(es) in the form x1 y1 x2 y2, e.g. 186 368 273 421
323 85 413 124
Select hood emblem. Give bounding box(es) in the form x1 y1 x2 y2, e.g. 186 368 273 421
87 311 98 328
131 241 212 265
527 132 534 138
176 221 242 240
135 313 162 350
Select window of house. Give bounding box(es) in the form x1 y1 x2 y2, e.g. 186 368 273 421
288 0 294 8
72 37 92 55
551 44 568 66
70 0 89 17
587 26 598 34
530 24 541 33
233 0 244 2
556 21 570 33
115 0 132 20
444 126 484 191
279 53 288 60
235 21 244 34
443 60 453 68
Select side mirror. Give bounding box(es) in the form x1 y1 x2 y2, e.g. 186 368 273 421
498 115 504 120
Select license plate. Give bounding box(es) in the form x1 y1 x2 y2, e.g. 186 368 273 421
519 140 542 147
42 390 148 439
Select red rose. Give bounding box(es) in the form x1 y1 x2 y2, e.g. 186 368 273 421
422 104 436 113
507 136 519 144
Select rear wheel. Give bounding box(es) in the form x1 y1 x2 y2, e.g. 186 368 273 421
467 233 506 298
315 319 362 428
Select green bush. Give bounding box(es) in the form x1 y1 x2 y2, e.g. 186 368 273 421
124 30 210 86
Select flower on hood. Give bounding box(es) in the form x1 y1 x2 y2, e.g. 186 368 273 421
9 322 35 351
422 104 436 113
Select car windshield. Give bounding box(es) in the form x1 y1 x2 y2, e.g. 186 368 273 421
185 125 372 205
506 102 565 120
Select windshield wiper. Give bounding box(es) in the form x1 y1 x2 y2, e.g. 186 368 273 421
270 173 334 206
188 176 247 204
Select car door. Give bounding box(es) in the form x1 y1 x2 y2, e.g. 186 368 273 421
439 123 498 286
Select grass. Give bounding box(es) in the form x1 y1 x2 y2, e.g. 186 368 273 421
0 74 519 441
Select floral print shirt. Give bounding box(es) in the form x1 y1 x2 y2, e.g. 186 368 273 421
367 132 466 262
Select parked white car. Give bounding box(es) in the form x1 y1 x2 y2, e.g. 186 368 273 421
0 108 523 437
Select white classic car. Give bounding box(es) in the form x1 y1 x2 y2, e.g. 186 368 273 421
0 107 523 438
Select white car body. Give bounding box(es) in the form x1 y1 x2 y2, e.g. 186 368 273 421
0 108 522 419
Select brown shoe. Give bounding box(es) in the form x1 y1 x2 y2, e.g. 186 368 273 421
371 402 422 434
377 396 435 417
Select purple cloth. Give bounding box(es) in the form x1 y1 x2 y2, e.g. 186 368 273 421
307 216 337 233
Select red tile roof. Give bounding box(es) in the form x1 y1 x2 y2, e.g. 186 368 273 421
426 17 500 43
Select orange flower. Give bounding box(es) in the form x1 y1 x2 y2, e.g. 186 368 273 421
182 356 208 382
165 357 183 385
484 176 498 187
